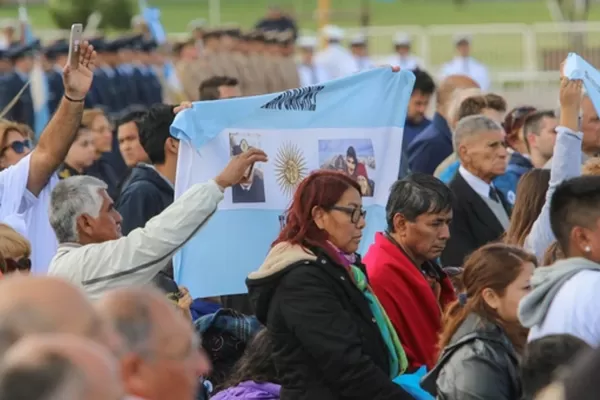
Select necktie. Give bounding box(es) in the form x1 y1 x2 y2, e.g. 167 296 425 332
489 186 500 203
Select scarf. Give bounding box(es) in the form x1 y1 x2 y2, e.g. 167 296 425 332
350 265 408 377
326 241 408 377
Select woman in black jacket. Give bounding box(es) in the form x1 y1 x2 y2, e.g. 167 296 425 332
421 243 536 400
246 170 412 400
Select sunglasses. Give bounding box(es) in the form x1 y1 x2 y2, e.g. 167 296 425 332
1 257 31 274
331 205 367 224
0 140 31 157
502 107 537 134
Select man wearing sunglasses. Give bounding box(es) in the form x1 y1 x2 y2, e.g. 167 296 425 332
0 41 98 274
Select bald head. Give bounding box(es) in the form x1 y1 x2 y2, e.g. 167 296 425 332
0 276 118 356
96 287 208 400
0 334 122 400
437 75 480 113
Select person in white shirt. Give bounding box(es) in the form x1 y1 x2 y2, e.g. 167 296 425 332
47 148 267 299
96 287 211 400
440 34 490 90
296 36 329 87
349 33 374 72
0 41 97 274
387 32 422 71
314 25 358 80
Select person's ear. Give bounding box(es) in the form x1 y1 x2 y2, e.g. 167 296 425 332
312 206 326 230
392 213 409 236
119 353 146 392
526 132 537 149
458 143 469 164
165 137 180 156
76 214 96 239
572 226 594 254
481 287 500 310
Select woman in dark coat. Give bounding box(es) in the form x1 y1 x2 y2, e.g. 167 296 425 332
246 170 412 400
422 243 536 400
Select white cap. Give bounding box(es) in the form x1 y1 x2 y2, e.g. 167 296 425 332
350 33 367 46
393 32 411 46
297 36 318 49
131 15 146 27
453 33 471 45
322 25 344 41
188 19 207 31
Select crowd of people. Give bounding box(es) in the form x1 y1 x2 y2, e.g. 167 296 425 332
1 5 600 400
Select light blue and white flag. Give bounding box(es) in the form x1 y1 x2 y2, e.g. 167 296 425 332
171 68 415 297
564 52 600 115
140 4 182 92
19 4 50 139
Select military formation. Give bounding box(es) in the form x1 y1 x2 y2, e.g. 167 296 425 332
177 26 301 101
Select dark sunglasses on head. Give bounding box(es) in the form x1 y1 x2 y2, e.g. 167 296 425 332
330 205 367 224
0 140 31 156
502 107 537 133
1 257 31 274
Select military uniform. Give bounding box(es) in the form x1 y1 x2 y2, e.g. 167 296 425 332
42 39 68 115
0 43 36 128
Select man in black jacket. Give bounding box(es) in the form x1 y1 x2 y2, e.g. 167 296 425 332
116 104 177 236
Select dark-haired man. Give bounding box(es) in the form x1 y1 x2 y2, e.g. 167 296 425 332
364 173 456 370
116 104 177 236
398 69 436 179
199 75 241 101
116 109 149 169
520 334 590 400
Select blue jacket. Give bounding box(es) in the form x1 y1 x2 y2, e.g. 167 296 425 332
115 164 174 235
399 117 431 179
407 113 453 175
438 152 534 206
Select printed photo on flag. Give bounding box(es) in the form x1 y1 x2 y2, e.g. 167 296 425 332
171 68 415 297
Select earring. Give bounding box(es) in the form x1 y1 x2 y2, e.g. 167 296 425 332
585 246 592 253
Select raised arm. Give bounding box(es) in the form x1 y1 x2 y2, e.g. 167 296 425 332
524 74 583 261
75 148 268 289
27 42 97 196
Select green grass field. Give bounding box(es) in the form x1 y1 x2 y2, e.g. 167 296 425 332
1 0 597 71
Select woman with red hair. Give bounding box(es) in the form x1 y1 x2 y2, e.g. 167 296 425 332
246 170 412 399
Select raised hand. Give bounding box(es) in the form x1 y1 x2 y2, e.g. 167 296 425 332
62 41 97 101
215 148 268 188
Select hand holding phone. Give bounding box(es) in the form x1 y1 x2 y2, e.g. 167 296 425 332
68 24 83 70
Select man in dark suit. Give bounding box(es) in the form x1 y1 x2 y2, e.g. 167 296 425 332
0 42 37 129
407 74 479 175
231 144 266 203
441 114 511 267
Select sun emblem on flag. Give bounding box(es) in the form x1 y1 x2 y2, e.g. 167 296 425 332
275 142 308 197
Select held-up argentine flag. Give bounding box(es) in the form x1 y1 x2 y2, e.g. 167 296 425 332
565 52 600 115
171 68 415 297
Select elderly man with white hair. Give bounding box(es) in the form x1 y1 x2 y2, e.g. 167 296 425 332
47 148 267 299
441 114 511 266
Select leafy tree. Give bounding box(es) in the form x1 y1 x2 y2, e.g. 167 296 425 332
48 0 96 30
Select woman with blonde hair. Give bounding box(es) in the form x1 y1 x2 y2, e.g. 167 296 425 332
422 243 536 400
0 223 32 275
0 120 33 170
80 108 121 199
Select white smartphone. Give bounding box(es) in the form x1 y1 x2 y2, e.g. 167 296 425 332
68 23 83 69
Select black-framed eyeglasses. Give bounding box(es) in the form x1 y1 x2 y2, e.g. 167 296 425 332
330 205 367 224
2 257 31 274
0 140 31 157
502 106 536 133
